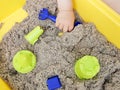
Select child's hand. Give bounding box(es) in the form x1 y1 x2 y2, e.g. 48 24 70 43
56 10 75 32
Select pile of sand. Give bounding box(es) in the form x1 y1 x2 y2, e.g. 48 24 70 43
0 0 120 90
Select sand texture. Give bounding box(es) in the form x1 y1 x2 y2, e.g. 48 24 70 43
0 0 120 90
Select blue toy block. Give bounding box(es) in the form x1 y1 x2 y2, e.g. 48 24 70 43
47 75 62 90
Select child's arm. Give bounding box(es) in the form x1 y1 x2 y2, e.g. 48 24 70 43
56 0 75 32
57 0 73 11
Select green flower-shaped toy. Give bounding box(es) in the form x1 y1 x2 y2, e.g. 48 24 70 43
75 55 100 79
13 50 36 73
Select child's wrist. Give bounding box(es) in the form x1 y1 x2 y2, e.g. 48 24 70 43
57 0 73 12
58 6 73 12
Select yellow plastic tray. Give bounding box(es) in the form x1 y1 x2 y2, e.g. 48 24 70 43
0 0 120 89
0 78 11 90
73 0 120 48
0 0 28 41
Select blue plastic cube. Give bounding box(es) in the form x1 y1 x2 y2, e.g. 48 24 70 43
47 75 62 90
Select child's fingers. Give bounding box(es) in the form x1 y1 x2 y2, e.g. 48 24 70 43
63 25 68 32
68 25 74 32
55 22 60 27
59 24 64 30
